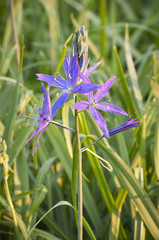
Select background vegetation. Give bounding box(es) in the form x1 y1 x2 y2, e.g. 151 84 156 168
0 0 159 239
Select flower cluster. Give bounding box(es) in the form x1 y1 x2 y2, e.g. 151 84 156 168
24 54 141 154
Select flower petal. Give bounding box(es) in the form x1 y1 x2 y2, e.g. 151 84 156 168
78 72 94 102
63 55 71 75
108 113 141 136
92 76 116 103
89 107 109 137
79 72 91 84
32 124 49 155
85 61 102 77
95 102 128 116
41 83 51 118
72 83 100 94
72 101 89 110
23 122 48 147
36 74 68 89
52 91 70 117
67 55 79 86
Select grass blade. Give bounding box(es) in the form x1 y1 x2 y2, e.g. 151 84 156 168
113 45 137 115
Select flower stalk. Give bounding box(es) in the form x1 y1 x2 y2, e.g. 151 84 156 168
0 138 18 236
75 95 83 240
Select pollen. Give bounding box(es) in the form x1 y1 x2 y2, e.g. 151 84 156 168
54 78 57 82
68 73 72 79
106 106 109 110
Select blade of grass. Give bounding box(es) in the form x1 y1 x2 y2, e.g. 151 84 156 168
46 124 103 233
133 168 145 240
154 115 159 180
28 200 97 240
0 196 28 240
113 45 137 115
110 188 127 240
3 35 24 146
98 142 159 239
125 24 143 113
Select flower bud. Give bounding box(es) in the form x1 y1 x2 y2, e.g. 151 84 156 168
71 26 88 73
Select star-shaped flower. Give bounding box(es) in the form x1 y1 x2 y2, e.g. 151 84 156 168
36 55 101 117
72 76 128 137
23 83 51 155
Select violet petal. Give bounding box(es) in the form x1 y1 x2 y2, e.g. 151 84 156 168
72 101 89 110
36 74 68 89
52 91 70 117
95 102 128 116
89 107 109 137
93 76 116 103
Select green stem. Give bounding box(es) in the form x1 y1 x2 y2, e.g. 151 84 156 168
4 174 18 236
75 95 83 240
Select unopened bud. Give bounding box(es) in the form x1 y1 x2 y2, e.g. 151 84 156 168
71 25 88 73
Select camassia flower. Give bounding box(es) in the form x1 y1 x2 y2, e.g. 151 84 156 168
81 113 141 152
72 76 128 137
36 54 101 117
23 82 51 155
108 112 141 136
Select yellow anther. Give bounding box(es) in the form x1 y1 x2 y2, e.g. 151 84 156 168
106 106 109 110
54 78 57 82
68 73 72 79
32 104 37 110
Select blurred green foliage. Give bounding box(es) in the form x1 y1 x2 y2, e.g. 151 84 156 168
0 0 159 239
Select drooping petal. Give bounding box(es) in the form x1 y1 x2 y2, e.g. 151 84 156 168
23 122 49 147
41 83 51 118
72 101 89 110
108 113 141 136
52 91 70 118
78 72 93 102
67 55 79 86
36 74 68 89
95 102 128 116
89 107 109 137
92 76 116 103
72 83 100 94
32 124 49 155
85 61 102 77
63 55 71 75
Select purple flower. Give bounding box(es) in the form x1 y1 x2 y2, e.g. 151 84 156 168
36 55 101 117
72 76 128 137
23 83 51 155
108 113 141 137
81 113 141 152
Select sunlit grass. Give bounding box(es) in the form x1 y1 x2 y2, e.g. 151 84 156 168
0 0 159 239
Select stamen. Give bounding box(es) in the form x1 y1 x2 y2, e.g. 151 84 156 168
28 123 41 126
22 115 40 120
68 73 72 79
57 73 65 79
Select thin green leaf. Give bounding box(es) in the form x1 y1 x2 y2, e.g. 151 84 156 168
125 24 143 112
28 201 97 240
110 188 127 240
0 196 28 240
154 115 159 180
98 142 159 239
113 45 137 115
